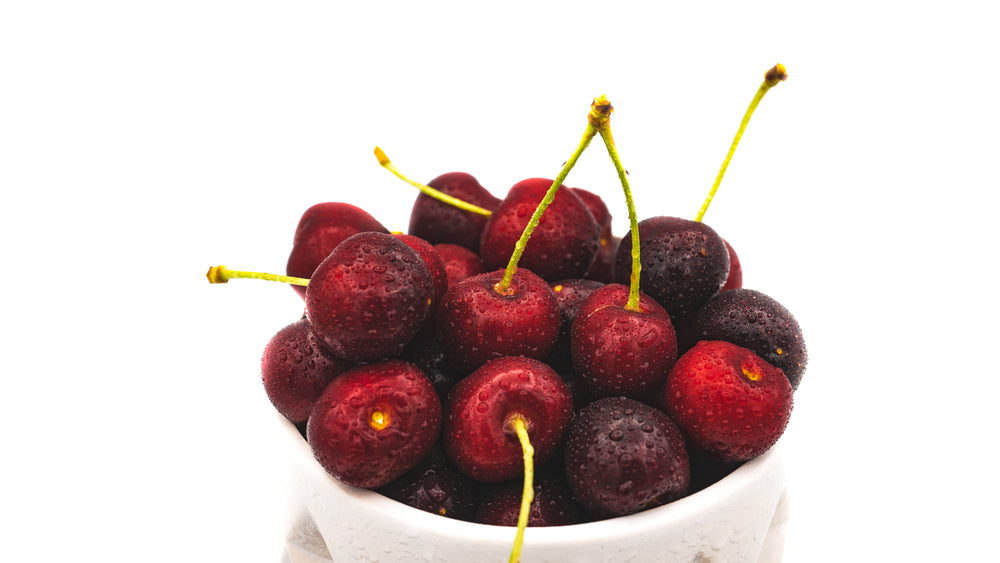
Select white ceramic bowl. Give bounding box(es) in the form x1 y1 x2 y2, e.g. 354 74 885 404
278 413 789 563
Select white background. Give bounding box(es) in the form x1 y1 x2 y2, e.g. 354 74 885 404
3 1 998 561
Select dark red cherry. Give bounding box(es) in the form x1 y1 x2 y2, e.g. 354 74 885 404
306 231 434 363
394 233 449 306
547 278 605 373
570 187 616 284
378 445 483 521
442 356 573 482
261 318 350 424
679 288 808 389
436 268 560 374
570 284 678 401
613 216 729 323
474 474 584 527
563 397 690 517
479 178 601 282
720 239 743 292
307 360 441 489
434 243 486 288
408 172 500 252
286 202 389 299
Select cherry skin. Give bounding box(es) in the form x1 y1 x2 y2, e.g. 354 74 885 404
433 243 486 288
442 356 573 482
679 288 808 389
570 187 616 283
563 396 690 518
378 445 483 522
286 202 389 300
479 178 601 282
260 318 350 424
570 283 678 401
393 233 449 307
661 340 793 461
720 239 743 292
306 231 434 364
613 216 730 324
307 359 441 489
547 278 606 373
436 268 560 374
408 172 501 253
474 474 584 527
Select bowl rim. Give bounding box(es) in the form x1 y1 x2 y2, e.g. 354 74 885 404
279 411 786 547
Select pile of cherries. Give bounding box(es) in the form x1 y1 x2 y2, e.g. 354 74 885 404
210 65 806 558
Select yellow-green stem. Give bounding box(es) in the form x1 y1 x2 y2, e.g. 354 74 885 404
205 265 309 287
597 126 642 312
694 63 786 223
508 415 535 563
495 102 605 293
374 147 493 216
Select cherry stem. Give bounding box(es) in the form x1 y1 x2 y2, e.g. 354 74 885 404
495 100 602 293
374 147 493 216
594 101 642 312
205 265 309 287
507 414 535 563
694 63 787 223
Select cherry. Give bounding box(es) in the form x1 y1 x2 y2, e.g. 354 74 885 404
306 231 434 363
547 278 605 373
400 324 464 397
563 396 690 517
720 239 743 292
378 445 483 522
679 288 808 389
433 243 486 288
661 340 792 462
285 202 389 300
435 268 560 374
376 148 500 252
613 215 730 323
442 356 573 483
260 318 350 424
571 187 616 283
479 178 601 282
474 474 584 527
393 233 449 306
570 283 678 401
307 359 441 489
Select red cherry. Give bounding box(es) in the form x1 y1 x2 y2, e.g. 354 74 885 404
433 243 486 288
720 239 743 292
306 231 434 363
662 340 792 461
436 269 560 374
261 318 350 424
474 474 584 527
408 172 500 252
307 360 441 489
286 202 389 300
570 283 678 401
393 233 449 306
442 356 573 482
479 178 601 282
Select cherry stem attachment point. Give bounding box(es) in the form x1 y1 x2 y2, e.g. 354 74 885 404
593 96 642 312
495 102 600 293
694 63 787 223
205 265 309 287
508 414 535 563
374 147 493 217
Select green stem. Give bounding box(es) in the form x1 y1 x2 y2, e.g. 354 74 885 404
597 125 642 312
375 147 493 217
495 120 599 293
508 415 535 563
205 265 309 287
694 63 787 223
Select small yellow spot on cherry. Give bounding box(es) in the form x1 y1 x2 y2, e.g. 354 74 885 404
742 366 762 382
775 347 784 355
369 408 392 431
553 284 564 293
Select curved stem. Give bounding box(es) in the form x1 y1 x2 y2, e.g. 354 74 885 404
694 63 787 223
597 125 642 312
495 121 599 293
374 147 493 216
205 265 309 287
508 415 535 563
